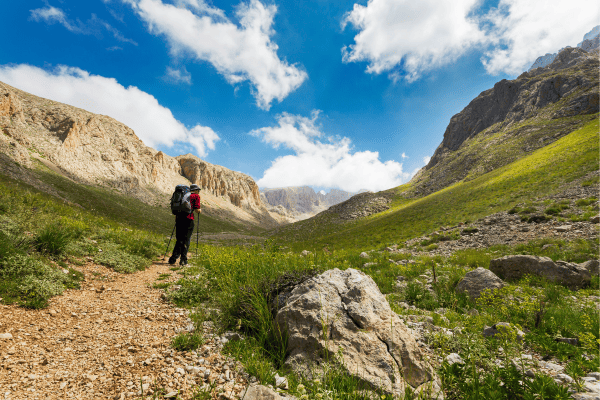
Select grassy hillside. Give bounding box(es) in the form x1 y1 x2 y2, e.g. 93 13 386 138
272 118 599 251
0 159 247 235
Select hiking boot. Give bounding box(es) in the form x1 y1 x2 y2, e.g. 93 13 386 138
180 260 188 266
168 256 177 265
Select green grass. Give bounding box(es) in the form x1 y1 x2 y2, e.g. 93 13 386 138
272 118 599 251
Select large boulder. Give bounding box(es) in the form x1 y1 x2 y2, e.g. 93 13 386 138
275 268 439 397
489 255 591 289
581 260 599 276
455 267 505 299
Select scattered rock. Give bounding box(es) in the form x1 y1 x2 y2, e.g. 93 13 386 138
555 337 579 346
359 252 369 259
482 322 524 341
556 225 572 232
490 255 591 289
275 268 437 396
300 250 312 256
446 353 464 365
455 267 505 299
0 333 12 340
243 384 282 400
590 215 600 224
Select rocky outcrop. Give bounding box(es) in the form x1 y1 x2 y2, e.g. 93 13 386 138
0 80 281 228
178 154 261 211
455 267 505 299
275 268 438 397
489 255 591 289
321 191 392 221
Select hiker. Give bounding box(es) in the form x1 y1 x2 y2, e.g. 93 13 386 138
169 184 201 266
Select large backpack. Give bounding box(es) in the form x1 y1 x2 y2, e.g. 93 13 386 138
170 185 192 215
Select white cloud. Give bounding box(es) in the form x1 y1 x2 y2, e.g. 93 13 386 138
342 0 486 81
30 4 137 45
165 66 192 84
125 0 307 110
0 64 219 157
401 152 408 159
423 156 431 165
342 0 600 80
481 0 600 75
252 112 409 192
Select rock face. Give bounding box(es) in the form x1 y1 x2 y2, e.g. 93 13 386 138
261 186 357 220
0 80 281 228
455 267 505 299
275 268 437 397
489 255 591 289
410 46 599 197
178 154 261 211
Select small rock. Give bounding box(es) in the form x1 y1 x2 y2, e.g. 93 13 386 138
556 373 574 384
590 215 600 224
555 337 579 346
359 252 369 259
243 385 282 400
556 225 572 232
223 332 243 342
587 372 600 380
300 250 312 256
274 373 288 389
164 392 179 399
482 322 524 341
445 353 464 365
0 333 13 340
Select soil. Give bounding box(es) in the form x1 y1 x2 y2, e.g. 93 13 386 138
0 260 246 400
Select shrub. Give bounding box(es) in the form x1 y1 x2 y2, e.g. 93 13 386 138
171 332 205 351
544 207 561 215
34 223 74 256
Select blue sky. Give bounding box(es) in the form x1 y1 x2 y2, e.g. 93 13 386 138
1 0 598 192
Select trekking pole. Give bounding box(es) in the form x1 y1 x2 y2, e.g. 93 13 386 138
162 221 176 260
196 212 199 259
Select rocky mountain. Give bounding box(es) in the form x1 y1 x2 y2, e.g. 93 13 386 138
410 46 599 196
0 81 283 228
528 25 599 70
260 186 359 220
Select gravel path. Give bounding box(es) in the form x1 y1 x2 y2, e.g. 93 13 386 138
0 261 246 400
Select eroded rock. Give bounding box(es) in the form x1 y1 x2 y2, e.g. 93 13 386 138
275 268 439 397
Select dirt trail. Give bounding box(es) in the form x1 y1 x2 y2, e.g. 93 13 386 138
0 261 243 400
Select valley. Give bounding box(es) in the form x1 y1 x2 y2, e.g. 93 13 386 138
0 43 599 400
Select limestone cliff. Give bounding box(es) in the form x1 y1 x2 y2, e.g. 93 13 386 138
0 81 281 229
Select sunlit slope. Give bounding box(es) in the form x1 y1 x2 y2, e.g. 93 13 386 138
273 118 599 251
0 161 247 235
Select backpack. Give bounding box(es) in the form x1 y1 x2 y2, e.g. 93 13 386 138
170 185 192 215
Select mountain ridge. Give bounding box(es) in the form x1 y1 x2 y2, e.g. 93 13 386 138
0 80 283 229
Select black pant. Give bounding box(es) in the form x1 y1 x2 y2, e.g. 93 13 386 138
170 214 194 263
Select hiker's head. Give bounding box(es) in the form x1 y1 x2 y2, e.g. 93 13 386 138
190 184 201 193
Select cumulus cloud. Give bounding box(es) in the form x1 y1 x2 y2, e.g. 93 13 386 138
342 0 486 81
252 112 410 192
0 64 218 156
342 0 600 80
29 4 137 45
124 0 307 110
165 66 192 84
481 0 600 74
